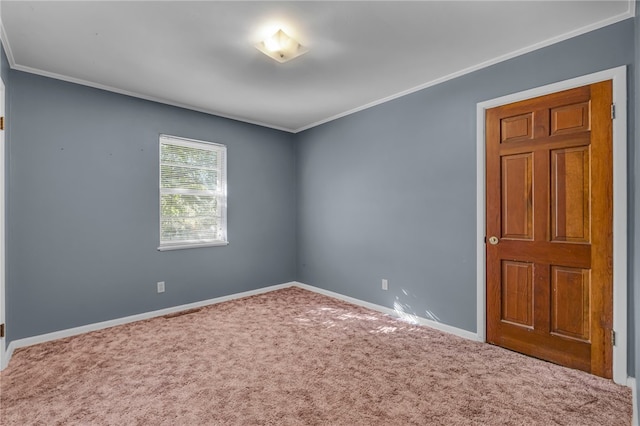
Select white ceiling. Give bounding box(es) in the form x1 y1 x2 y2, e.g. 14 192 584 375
0 1 634 133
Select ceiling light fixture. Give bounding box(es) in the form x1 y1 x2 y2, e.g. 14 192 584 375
255 29 308 63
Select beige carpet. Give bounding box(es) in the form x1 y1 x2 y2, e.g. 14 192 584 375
0 287 632 425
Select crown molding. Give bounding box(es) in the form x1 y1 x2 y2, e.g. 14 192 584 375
293 5 635 133
0 2 634 134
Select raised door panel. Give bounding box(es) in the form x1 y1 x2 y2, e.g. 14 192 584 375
501 261 534 328
551 266 591 342
551 102 590 136
501 153 533 240
501 113 533 143
551 147 590 242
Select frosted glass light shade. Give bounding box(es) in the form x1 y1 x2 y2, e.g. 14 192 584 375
256 29 308 63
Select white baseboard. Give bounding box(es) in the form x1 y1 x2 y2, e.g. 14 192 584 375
1 281 489 370
4 280 627 387
0 281 296 370
629 377 638 426
292 282 479 341
3 341 14 370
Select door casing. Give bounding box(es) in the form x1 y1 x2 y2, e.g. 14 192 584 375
0 77 5 371
475 66 627 385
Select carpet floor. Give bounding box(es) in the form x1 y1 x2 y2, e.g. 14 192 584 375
0 287 632 425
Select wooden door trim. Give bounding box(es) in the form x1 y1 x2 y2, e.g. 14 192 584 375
475 66 628 385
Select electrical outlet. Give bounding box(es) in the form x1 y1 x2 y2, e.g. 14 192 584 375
382 279 388 291
157 281 165 293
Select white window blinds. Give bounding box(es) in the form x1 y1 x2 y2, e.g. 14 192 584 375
158 135 227 250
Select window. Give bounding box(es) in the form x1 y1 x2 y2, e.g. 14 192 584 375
158 135 227 250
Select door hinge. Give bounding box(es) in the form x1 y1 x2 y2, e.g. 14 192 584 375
611 104 616 120
611 330 616 346
0 323 4 338
0 116 4 130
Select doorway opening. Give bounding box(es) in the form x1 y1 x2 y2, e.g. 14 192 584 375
475 66 627 385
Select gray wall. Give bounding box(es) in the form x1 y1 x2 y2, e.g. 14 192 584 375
296 19 636 374
6 71 297 342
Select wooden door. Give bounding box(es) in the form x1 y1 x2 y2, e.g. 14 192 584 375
485 82 613 378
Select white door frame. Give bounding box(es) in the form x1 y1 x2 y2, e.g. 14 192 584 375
475 66 628 385
0 77 5 371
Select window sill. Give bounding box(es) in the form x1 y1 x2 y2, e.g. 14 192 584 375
158 241 229 251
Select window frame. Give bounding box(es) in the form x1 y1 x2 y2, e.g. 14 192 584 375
157 134 228 251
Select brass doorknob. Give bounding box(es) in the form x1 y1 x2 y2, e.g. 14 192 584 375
488 236 499 245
